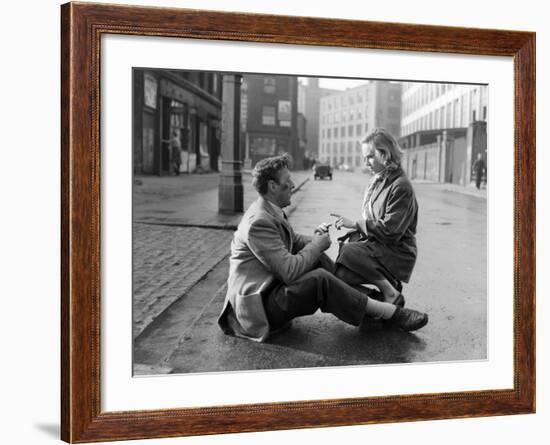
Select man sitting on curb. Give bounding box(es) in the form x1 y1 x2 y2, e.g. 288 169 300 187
218 154 428 342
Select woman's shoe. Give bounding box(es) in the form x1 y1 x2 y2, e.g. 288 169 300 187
384 293 405 307
392 294 405 307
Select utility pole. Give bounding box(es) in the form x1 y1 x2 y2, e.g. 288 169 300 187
219 74 244 214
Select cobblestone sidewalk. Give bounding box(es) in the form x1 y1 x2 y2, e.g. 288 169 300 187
133 223 232 338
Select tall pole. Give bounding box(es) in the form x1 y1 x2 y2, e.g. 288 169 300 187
219 74 244 214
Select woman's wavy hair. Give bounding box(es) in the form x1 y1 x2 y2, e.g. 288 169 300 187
361 128 403 166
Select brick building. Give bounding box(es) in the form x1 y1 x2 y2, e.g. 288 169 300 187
241 74 302 169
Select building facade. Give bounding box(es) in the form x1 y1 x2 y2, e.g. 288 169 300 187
298 78 338 160
133 69 222 175
318 81 402 167
241 74 302 169
401 83 487 137
399 83 488 187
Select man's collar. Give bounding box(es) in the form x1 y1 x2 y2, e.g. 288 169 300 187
260 197 286 221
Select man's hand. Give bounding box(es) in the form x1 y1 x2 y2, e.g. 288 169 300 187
312 232 331 251
314 222 332 235
330 213 356 230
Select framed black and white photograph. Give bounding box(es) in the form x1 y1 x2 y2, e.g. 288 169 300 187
131 69 489 376
61 2 535 442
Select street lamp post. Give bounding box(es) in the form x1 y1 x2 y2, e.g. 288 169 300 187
219 74 244 214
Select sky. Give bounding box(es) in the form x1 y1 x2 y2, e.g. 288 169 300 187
298 77 369 90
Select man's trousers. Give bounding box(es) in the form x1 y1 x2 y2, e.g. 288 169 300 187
262 267 369 330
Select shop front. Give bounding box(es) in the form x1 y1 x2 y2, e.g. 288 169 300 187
133 70 222 176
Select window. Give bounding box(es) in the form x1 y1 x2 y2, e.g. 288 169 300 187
199 72 206 89
483 106 487 120
262 106 276 125
341 126 346 137
327 128 332 138
144 73 158 109
356 124 362 135
334 127 339 138
348 125 354 137
263 77 276 94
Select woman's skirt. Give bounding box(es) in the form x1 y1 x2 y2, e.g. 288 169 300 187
336 239 401 290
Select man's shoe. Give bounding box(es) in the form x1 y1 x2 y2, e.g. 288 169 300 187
386 307 428 332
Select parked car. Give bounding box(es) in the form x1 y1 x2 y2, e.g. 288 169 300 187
313 163 333 180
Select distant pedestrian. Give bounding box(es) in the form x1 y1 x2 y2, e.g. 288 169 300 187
331 128 418 308
164 130 182 175
218 153 428 342
473 153 486 189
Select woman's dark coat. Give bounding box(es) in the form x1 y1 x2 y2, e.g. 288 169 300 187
350 166 418 283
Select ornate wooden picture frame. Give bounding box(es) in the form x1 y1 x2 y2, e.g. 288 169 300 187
61 2 535 442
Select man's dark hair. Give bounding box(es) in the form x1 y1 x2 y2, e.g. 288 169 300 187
252 153 291 195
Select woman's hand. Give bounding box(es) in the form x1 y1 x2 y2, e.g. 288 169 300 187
330 213 356 230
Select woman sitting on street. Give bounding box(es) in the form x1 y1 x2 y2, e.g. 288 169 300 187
332 128 418 308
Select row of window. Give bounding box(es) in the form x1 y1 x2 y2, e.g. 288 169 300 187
402 83 457 115
319 156 363 167
320 123 368 140
323 91 366 111
402 103 487 136
320 141 360 154
321 108 365 125
173 71 221 97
